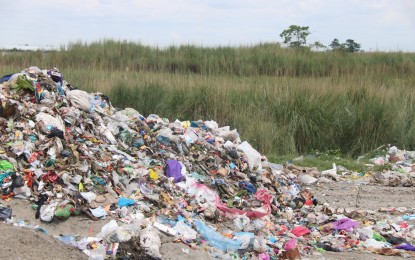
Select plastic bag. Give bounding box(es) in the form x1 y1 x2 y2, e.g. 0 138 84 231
140 227 161 259
0 160 14 172
291 226 310 237
216 192 270 219
173 220 197 240
81 192 97 204
239 181 257 194
195 219 241 252
187 183 218 203
55 203 76 219
253 236 268 253
40 201 58 222
364 238 388 249
258 253 270 260
0 206 12 220
204 120 218 130
165 159 183 183
118 197 135 207
233 232 254 250
116 226 134 242
96 125 117 145
237 141 262 172
89 207 107 218
66 90 103 113
395 244 415 251
101 220 119 238
148 168 159 180
234 215 250 231
331 218 359 232
35 112 65 132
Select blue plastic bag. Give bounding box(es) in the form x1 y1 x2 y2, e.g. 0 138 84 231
195 219 241 251
239 181 257 194
118 197 135 207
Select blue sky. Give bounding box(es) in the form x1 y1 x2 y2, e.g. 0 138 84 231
1 0 414 52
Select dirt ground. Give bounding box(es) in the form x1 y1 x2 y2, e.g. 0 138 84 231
1 180 414 260
0 223 86 260
312 180 415 210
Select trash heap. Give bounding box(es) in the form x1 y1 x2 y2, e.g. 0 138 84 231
1 67 415 259
366 146 415 187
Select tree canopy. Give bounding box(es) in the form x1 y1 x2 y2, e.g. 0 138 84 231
280 25 362 52
279 25 311 48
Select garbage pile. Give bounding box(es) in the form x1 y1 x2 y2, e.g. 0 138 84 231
1 67 415 259
365 146 415 187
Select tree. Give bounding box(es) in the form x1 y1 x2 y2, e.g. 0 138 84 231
310 41 326 51
279 25 311 48
329 38 341 50
342 39 361 53
329 38 361 53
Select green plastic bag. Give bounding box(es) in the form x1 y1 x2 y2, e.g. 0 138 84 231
0 160 13 172
54 204 77 220
373 232 386 242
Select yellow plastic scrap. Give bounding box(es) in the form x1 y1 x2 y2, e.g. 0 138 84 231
91 137 100 143
149 168 159 180
181 121 191 128
79 182 85 192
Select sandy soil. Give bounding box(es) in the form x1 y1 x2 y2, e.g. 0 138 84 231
313 180 415 210
1 180 414 260
0 223 87 260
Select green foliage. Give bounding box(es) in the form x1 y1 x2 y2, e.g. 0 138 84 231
310 41 326 51
329 38 342 50
343 39 361 53
279 25 311 48
330 38 361 53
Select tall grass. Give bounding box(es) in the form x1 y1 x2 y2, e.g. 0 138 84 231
1 40 415 157
2 40 415 77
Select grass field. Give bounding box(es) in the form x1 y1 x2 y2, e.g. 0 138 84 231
1 40 415 158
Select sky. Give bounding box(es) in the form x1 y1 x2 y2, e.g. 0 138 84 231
1 0 414 52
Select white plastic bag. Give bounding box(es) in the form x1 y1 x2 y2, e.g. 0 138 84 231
237 141 262 171
140 227 161 259
101 219 119 238
89 207 107 218
116 226 134 242
234 215 250 231
35 112 65 132
173 220 197 240
81 192 97 204
40 201 58 222
204 120 219 130
66 90 103 113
